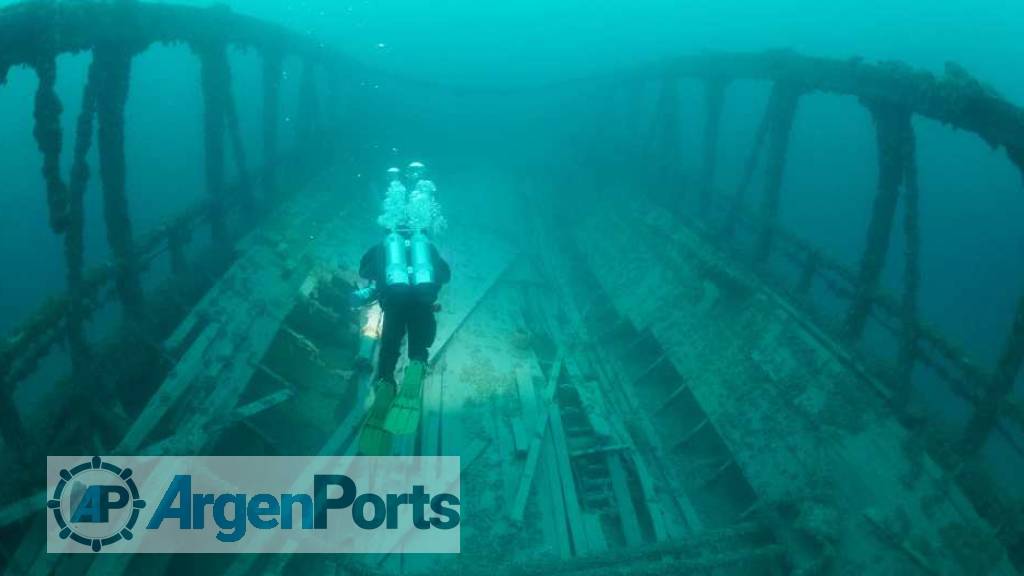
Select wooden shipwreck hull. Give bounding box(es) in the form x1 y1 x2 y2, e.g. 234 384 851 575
2 2 1024 575
0 164 1018 576
571 193 1018 575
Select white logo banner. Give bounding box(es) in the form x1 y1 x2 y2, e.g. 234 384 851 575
46 456 461 554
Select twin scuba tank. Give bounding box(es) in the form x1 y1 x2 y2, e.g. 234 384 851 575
384 231 436 287
352 231 436 369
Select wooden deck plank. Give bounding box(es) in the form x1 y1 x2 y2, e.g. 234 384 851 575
547 400 590 556
623 442 671 542
516 365 539 429
420 362 444 456
429 228 517 365
607 453 644 547
509 355 563 521
114 324 223 453
541 426 573 560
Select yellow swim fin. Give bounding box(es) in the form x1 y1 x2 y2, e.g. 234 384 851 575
358 379 396 455
384 361 426 435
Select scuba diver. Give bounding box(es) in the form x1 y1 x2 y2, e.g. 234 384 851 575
356 161 450 455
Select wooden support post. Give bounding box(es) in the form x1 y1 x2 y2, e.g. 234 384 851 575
262 50 283 200
844 102 913 339
198 41 230 245
94 43 145 320
753 82 800 263
64 56 100 379
896 119 921 407
699 78 727 218
295 60 320 151
322 68 342 145
30 55 68 234
723 99 770 239
620 81 647 172
962 295 1024 453
650 75 682 209
224 73 252 217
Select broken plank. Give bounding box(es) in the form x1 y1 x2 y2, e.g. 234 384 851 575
146 388 295 454
114 324 222 453
629 452 671 542
219 373 377 576
511 417 529 457
491 397 518 513
541 426 573 560
510 354 563 522
547 400 591 556
607 453 644 547
516 365 539 429
521 354 571 559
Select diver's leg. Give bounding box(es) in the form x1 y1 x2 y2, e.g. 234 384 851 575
376 304 407 384
383 304 434 435
407 304 438 363
361 304 407 455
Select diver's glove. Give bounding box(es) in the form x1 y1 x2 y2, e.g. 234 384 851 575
349 282 379 308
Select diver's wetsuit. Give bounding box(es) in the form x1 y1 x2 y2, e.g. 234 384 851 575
359 240 451 383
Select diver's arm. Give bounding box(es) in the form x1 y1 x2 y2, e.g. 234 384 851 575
352 245 383 308
359 245 382 283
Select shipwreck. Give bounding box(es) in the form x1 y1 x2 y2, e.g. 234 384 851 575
1 1 1023 575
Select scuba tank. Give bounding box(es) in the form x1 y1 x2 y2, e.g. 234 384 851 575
409 232 436 285
384 231 436 286
384 232 411 286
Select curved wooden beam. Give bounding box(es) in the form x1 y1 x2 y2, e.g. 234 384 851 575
669 51 1024 174
3 3 1022 172
0 0 340 70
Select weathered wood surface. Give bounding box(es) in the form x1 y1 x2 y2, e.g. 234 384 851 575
575 192 1019 575
5 169 358 576
510 354 562 521
0 1 337 70
430 227 517 364
221 208 518 576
